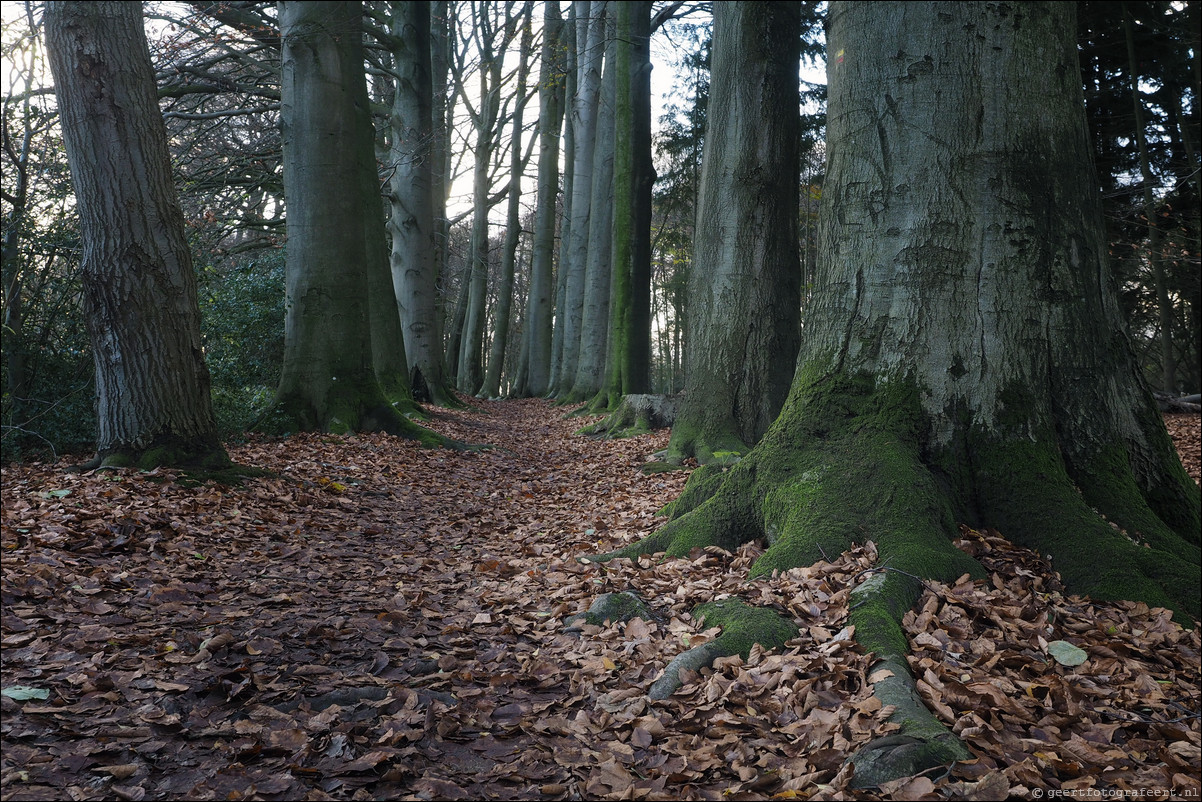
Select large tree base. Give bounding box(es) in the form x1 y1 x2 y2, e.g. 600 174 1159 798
586 366 1200 785
85 432 232 472
256 383 463 449
577 393 678 439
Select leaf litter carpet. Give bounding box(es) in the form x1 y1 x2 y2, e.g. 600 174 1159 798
1 399 1199 801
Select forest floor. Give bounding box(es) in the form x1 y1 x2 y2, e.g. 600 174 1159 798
1 400 1199 802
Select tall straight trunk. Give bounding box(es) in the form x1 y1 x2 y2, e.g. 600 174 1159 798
431 0 452 365
518 0 565 398
269 1 432 440
44 1 227 468
666 1 802 464
457 6 505 394
482 6 534 398
548 1 578 395
555 0 605 395
444 269 470 379
1123 4 1174 392
600 0 653 408
624 0 654 396
569 14 617 403
389 0 456 406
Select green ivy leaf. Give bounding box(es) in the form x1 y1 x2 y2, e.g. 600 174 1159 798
2 686 51 701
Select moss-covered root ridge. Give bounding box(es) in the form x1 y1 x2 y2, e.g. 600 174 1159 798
576 394 677 440
972 434 1201 622
649 598 799 700
845 570 971 788
87 432 232 472
255 387 470 450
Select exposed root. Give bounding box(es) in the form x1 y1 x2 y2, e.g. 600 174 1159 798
844 573 971 788
649 598 798 700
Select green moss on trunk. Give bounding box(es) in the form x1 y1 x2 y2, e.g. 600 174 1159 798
96 433 231 471
257 380 460 449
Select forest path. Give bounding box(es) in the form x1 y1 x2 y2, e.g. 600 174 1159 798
2 399 1199 800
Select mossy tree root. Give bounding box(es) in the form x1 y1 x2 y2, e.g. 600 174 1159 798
844 571 972 788
664 418 749 467
577 394 676 439
255 386 468 450
410 370 469 411
589 367 1199 779
649 598 799 700
87 432 232 472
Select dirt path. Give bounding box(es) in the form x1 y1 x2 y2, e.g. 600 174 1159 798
2 400 1199 801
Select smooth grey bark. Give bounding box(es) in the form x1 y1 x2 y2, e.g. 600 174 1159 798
482 4 534 399
270 1 429 438
597 0 654 411
555 0 605 395
666 0 802 464
388 0 457 406
568 14 617 403
44 1 227 468
431 0 452 373
517 0 566 398
548 1 578 395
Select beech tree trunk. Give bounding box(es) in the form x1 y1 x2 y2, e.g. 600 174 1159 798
554 0 605 395
270 1 434 441
389 0 458 407
516 0 565 398
482 5 534 399
665 0 802 463
600 0 1199 785
44 1 228 469
568 14 617 404
599 0 654 409
548 1 578 394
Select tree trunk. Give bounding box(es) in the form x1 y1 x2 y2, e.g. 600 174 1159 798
457 65 498 394
601 0 654 409
389 0 457 407
598 0 1200 785
482 5 534 399
567 13 617 404
431 0 453 375
665 1 802 464
517 0 565 398
44 1 228 469
548 1 578 395
270 1 437 442
555 0 605 395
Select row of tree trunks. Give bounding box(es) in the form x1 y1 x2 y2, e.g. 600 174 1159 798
512 0 566 399
481 7 535 399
